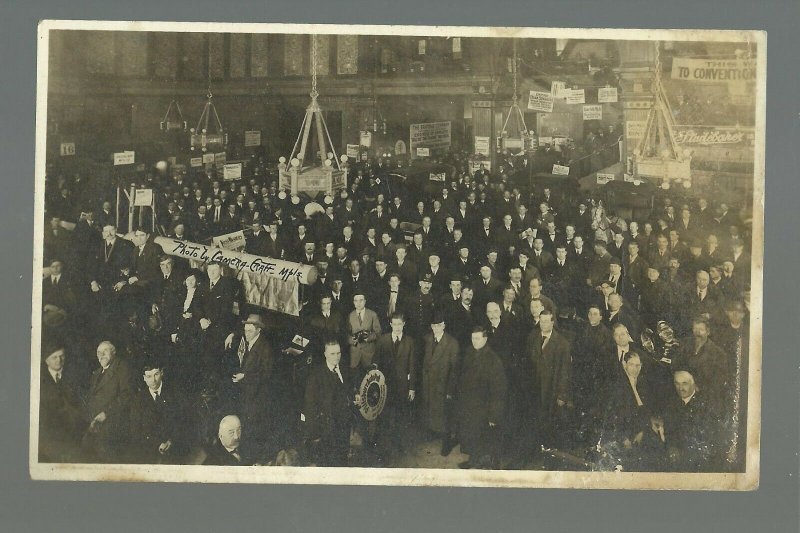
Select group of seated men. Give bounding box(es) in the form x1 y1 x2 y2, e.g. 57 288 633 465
39 154 752 471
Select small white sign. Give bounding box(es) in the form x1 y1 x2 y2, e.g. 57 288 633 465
528 90 554 112
113 151 135 166
223 163 242 181
190 157 203 167
417 147 430 157
566 89 586 104
598 87 618 103
583 105 603 121
214 152 227 164
474 136 491 156
60 142 76 156
212 230 246 251
133 188 153 207
626 121 647 139
360 130 372 148
202 153 215 164
552 164 570 175
429 172 446 182
346 144 360 159
597 173 615 185
244 130 261 147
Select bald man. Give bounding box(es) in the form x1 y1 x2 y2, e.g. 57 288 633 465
664 370 718 472
203 415 249 465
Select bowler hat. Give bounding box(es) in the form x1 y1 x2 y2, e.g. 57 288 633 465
242 313 267 329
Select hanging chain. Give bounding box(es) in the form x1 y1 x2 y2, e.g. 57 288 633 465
653 40 662 93
207 37 213 99
310 34 319 100
512 39 518 103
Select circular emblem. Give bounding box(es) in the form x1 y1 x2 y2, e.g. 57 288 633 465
357 369 387 421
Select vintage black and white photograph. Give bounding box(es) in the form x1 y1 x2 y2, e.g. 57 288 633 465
30 22 764 488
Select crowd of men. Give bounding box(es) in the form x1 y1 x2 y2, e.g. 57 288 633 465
39 149 752 472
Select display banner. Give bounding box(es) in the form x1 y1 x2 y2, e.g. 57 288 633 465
527 90 554 112
670 57 757 82
346 144 360 158
223 163 242 181
113 151 135 165
596 173 615 185
474 136 491 156
673 126 755 146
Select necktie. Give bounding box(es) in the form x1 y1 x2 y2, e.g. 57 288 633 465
358 312 363 326
393 336 400 352
230 448 242 461
154 391 161 403
54 372 61 384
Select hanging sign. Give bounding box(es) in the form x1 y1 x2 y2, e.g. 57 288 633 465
429 172 447 182
212 230 247 251
202 153 215 164
626 120 647 139
416 147 430 157
418 39 426 55
596 173 615 185
113 151 135 166
346 144 360 159
190 157 203 167
583 105 603 121
133 188 154 207
552 164 570 175
670 57 756 82
474 136 491 156
360 130 372 147
244 130 261 147
60 142 76 156
223 163 242 181
527 90 554 112
598 87 619 103
214 152 227 164
565 89 586 104
452 37 462 54
394 140 407 155
538 136 553 146
410 121 451 156
551 81 567 98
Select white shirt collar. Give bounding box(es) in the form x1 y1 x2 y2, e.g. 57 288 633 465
682 391 696 405
149 384 163 400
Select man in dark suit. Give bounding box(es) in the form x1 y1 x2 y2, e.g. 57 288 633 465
303 340 354 466
263 221 284 259
223 313 278 460
92 225 133 295
203 414 251 465
82 341 133 463
527 310 571 450
245 222 268 256
128 229 163 298
199 262 236 371
309 295 347 348
38 341 84 462
473 265 503 315
42 259 76 316
151 255 184 335
373 312 417 458
421 315 460 455
128 360 189 464
664 370 719 472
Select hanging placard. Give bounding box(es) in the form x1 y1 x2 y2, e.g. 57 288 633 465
596 173 615 185
133 189 154 207
346 144 360 159
60 142 76 156
417 147 430 157
551 81 567 98
113 151 135 166
394 140 407 154
527 90 554 112
360 130 372 147
474 136 491 156
538 136 553 146
190 157 203 167
214 152 227 164
244 130 261 147
452 37 462 54
598 87 618 103
418 39 426 55
566 89 586 104
223 163 242 181
552 164 570 175
202 153 215 164
429 172 446 182
583 105 603 121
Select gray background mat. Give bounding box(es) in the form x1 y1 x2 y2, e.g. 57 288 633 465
1 0 797 531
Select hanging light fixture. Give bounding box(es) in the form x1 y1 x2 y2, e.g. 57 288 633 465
499 39 533 154
190 48 227 152
279 34 348 197
160 99 187 131
631 41 691 185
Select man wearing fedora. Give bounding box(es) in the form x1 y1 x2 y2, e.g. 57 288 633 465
223 313 278 461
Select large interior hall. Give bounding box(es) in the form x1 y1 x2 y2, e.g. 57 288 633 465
38 29 757 472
